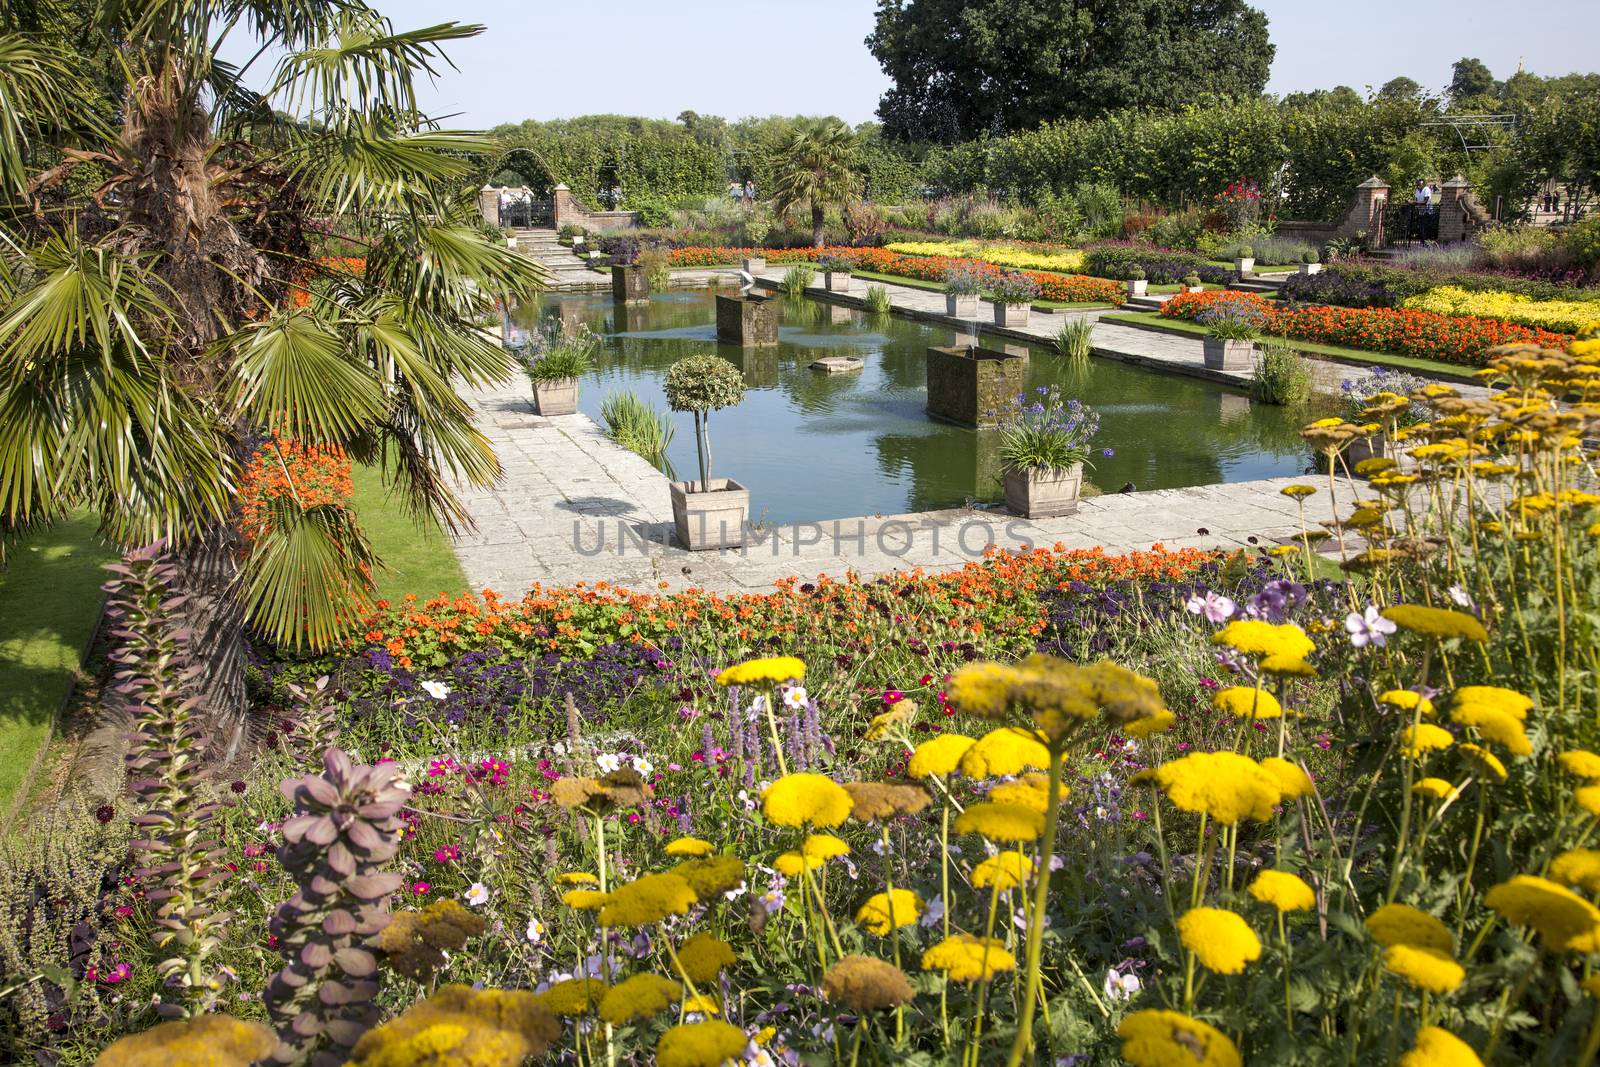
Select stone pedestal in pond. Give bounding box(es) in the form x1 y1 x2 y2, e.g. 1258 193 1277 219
612 265 649 305
925 345 1027 428
715 294 778 347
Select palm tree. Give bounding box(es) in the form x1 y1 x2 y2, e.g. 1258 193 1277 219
0 0 545 738
769 118 863 247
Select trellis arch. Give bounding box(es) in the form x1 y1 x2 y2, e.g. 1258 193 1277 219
481 147 559 193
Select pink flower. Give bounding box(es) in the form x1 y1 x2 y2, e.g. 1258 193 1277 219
882 690 904 706
411 882 431 895
434 845 460 863
101 962 131 984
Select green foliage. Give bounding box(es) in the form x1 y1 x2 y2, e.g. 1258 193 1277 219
769 120 863 247
866 0 1273 142
523 325 599 382
864 284 892 314
663 355 747 416
1053 317 1094 361
637 246 672 290
488 115 726 207
601 391 676 473
781 265 816 297
1249 342 1314 405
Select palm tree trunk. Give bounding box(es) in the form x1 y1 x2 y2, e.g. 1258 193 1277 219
812 202 825 248
174 524 251 758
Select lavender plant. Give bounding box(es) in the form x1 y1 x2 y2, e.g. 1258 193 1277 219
264 749 408 1066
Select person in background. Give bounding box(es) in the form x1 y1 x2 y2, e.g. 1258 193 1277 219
744 179 756 202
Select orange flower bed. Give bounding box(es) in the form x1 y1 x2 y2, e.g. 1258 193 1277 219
666 246 1126 305
354 544 1217 670
289 256 368 308
238 434 355 544
1159 289 1571 365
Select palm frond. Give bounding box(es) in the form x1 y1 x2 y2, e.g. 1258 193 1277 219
283 122 492 215
0 33 78 195
0 232 174 365
240 493 375 651
222 307 385 444
271 12 483 121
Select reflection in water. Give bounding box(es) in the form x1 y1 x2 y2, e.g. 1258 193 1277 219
510 292 1323 525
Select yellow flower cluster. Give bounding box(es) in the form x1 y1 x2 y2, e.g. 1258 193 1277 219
677 932 737 983
920 934 1016 981
1485 874 1600 952
1399 1026 1485 1067
1402 285 1600 334
1154 751 1282 824
598 872 698 927
1177 907 1262 974
944 655 1171 741
1248 869 1315 912
1382 604 1489 643
715 656 805 686
954 801 1046 842
1117 1009 1241 1067
959 728 1050 778
762 773 853 828
1449 686 1532 757
856 888 923 935
906 733 976 778
822 955 915 1012
1366 903 1454 953
1212 620 1316 660
1213 686 1284 719
886 240 1086 273
972 850 1033 891
1383 944 1465 993
598 974 681 1026
656 1020 749 1067
94 1016 276 1067
349 986 561 1067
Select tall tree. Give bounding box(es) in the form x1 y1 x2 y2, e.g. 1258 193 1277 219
769 119 862 247
1449 57 1497 104
866 0 1274 143
0 0 544 739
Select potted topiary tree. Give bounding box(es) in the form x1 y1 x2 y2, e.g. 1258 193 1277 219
1183 273 1205 294
1196 300 1266 372
1299 248 1322 275
1126 266 1148 297
743 210 772 273
664 354 749 550
523 323 598 416
819 253 853 292
988 271 1040 327
943 264 984 317
1233 244 1256 275
999 386 1102 518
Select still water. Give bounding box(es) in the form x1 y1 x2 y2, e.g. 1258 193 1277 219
510 290 1319 527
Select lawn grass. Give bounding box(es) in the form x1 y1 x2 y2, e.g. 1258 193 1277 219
351 463 468 602
1098 310 1481 382
0 514 116 815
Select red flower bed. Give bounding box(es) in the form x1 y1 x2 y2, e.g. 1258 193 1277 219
667 246 1125 305
1158 289 1571 365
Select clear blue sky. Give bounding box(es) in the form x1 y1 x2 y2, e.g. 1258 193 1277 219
317 0 1600 128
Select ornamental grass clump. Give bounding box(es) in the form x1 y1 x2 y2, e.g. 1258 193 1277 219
996 385 1101 476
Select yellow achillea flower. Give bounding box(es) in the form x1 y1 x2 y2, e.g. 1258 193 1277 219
538 978 608 1017
1450 705 1531 756
958 727 1050 778
920 934 1016 982
856 888 923 935
1412 777 1459 800
1125 708 1177 735
1213 686 1283 719
557 871 599 885
598 974 681 1026
1459 743 1507 783
1248 870 1315 912
1212 620 1315 660
802 833 851 860
681 993 719 1015
774 851 821 877
1117 1009 1242 1067
972 850 1033 891
1559 750 1600 780
945 661 1024 718
1261 654 1317 677
1578 785 1600 816
562 889 610 911
1485 875 1600 952
907 733 976 778
1382 604 1489 643
822 954 915 1012
672 855 746 898
1155 752 1282 824
1280 484 1317 499
843 781 931 821
988 773 1069 813
715 656 805 686
1549 850 1600 894
954 801 1045 842
1399 1026 1485 1067
1400 724 1455 758
665 837 715 857
865 699 918 740
1378 689 1435 716
656 1020 749 1067
347 986 561 1067
1260 757 1315 799
1384 944 1465 993
1177 907 1262 974
676 932 737 983
1453 686 1533 720
1366 904 1454 953
598 873 698 928
762 773 853 828
1586 974 1600 999
96 1015 276 1067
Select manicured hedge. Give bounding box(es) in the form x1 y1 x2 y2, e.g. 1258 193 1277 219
1083 242 1233 285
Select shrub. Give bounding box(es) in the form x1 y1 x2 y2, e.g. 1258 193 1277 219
942 263 986 297
997 386 1101 474
781 265 815 296
1141 206 1212 252
637 245 672 290
988 271 1041 305
1249 343 1313 405
663 354 746 486
523 323 599 382
1561 216 1600 272
1083 242 1232 286
1053 317 1094 361
844 201 888 246
1196 300 1267 340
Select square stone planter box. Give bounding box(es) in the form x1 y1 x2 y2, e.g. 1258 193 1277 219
1344 436 1390 471
716 294 778 347
1127 279 1148 297
532 377 577 416
824 270 852 293
994 302 1031 328
1004 463 1084 519
925 344 1027 428
1202 338 1256 372
946 293 980 317
1186 285 1206 294
612 264 649 304
1299 262 1322 275
671 479 748 551
1234 257 1255 275
742 256 767 273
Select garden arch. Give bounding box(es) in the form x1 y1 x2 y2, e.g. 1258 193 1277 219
477 147 559 228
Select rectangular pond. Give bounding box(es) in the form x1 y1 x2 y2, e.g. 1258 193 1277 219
509 289 1323 528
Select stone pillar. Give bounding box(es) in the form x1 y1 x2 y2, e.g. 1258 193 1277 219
925 345 1027 428
715 295 778 347
1338 177 1389 244
1438 176 1470 244
477 185 499 229
611 265 649 305
552 183 584 230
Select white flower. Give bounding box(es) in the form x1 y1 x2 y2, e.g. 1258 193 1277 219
745 1046 777 1067
597 753 623 773
724 881 748 902
1103 967 1141 1001
1186 591 1236 624
464 882 489 907
421 680 451 700
1448 584 1473 608
526 917 545 943
1345 605 1398 648
781 685 809 710
631 756 654 776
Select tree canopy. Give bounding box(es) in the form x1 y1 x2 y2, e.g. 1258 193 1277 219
865 0 1274 143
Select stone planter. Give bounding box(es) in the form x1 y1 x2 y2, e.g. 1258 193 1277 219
994 302 1031 328
925 345 1027 428
1187 285 1206 294
612 264 649 304
1004 463 1084 519
1234 257 1255 275
716 294 779 346
505 236 518 249
671 479 749 551
742 256 766 273
1299 262 1322 275
946 293 980 317
1344 436 1390 471
1127 279 1148 297
824 270 852 293
1202 338 1257 372
531 377 578 416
